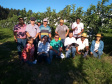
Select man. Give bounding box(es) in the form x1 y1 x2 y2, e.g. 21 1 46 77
37 19 41 41
26 17 40 59
76 33 89 57
39 18 51 41
72 18 84 39
13 17 27 58
49 34 63 63
64 31 77 58
55 19 69 44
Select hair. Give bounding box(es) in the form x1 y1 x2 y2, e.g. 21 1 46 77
41 35 48 42
55 34 59 37
27 37 33 41
69 30 73 34
18 17 24 20
76 17 80 21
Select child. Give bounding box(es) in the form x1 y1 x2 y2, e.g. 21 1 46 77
21 37 37 65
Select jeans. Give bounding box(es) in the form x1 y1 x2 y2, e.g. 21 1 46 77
66 47 76 58
17 38 27 58
38 53 50 64
93 51 103 59
49 50 62 62
61 39 65 51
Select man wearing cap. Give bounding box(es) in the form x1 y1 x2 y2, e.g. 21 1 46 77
72 18 84 39
26 17 40 59
55 19 69 48
39 18 51 41
76 33 89 57
13 17 27 59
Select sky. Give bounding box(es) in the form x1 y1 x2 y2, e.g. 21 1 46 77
0 0 111 13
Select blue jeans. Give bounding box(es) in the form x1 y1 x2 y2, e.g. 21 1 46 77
61 39 65 44
49 50 62 62
66 47 76 58
17 38 27 58
93 51 103 59
38 53 50 64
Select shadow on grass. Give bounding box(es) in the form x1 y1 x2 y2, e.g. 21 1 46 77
0 41 89 84
103 35 112 56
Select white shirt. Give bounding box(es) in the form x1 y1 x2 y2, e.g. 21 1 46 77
77 38 89 51
94 43 100 51
64 37 77 46
72 22 84 35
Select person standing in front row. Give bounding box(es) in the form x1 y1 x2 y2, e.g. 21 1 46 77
55 19 69 50
26 17 40 60
39 18 51 42
13 17 27 59
72 18 84 39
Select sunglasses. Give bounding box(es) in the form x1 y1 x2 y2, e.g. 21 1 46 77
19 19 23 20
55 37 59 39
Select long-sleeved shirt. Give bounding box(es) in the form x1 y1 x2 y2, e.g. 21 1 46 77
90 40 104 53
38 41 50 54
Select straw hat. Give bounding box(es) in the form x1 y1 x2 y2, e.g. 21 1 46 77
81 33 87 38
60 19 64 23
96 33 102 37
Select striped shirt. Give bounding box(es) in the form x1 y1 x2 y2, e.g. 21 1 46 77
39 25 51 38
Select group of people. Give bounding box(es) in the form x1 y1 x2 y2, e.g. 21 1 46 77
13 17 104 65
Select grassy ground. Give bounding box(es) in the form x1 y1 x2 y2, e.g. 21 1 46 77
0 28 112 84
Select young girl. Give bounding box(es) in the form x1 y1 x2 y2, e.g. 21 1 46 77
21 37 37 65
90 34 104 59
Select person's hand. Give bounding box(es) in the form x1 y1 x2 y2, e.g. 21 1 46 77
95 50 98 52
78 32 81 35
90 52 93 55
75 27 77 30
42 52 45 53
38 52 42 55
15 38 17 42
77 52 81 54
47 54 49 57
59 47 63 51
65 34 67 37
66 48 69 51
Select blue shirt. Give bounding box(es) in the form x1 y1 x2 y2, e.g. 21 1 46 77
39 25 51 38
90 40 104 53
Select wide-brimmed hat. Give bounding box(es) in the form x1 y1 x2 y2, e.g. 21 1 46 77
60 19 64 23
96 33 102 37
81 33 87 38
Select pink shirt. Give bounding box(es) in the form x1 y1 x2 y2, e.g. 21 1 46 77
14 24 27 39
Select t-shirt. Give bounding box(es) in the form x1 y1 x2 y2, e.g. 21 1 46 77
94 43 100 51
72 22 84 35
50 39 63 51
13 24 26 39
76 38 89 51
64 37 77 46
26 24 40 38
39 25 51 38
55 25 69 39
21 43 35 62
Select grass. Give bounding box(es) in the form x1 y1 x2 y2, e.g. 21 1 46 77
0 28 112 84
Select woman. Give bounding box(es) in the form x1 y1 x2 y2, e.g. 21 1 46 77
37 35 50 63
90 34 104 59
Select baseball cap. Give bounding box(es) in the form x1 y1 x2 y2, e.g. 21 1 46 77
30 17 36 21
